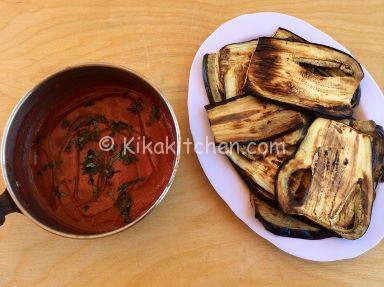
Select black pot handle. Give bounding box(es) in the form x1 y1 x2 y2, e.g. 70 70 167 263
0 190 20 226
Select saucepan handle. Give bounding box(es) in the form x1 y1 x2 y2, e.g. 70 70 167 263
0 190 20 226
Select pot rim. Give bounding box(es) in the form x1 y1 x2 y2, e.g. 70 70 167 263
0 63 181 239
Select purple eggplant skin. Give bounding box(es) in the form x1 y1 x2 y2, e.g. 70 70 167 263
202 54 218 105
375 124 384 184
252 195 336 240
204 93 247 110
351 86 362 108
202 53 225 105
255 212 335 240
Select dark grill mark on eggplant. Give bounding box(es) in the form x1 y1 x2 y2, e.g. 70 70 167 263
205 95 306 143
244 37 364 118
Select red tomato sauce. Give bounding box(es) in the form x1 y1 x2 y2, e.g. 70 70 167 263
19 85 176 234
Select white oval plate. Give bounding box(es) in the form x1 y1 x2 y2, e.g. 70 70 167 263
188 12 384 261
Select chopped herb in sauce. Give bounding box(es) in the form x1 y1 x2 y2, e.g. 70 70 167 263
114 192 131 222
76 128 100 150
118 177 145 194
52 186 68 198
37 160 63 176
82 204 90 212
146 105 160 126
123 89 131 98
64 141 73 152
94 114 108 124
109 120 132 136
128 98 143 115
82 149 100 175
115 177 145 222
105 165 119 180
107 191 115 201
120 148 137 165
61 119 70 128
93 186 100 199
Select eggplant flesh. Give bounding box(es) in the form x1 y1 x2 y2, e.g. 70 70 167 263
244 37 364 118
219 40 258 99
229 157 276 203
274 27 361 103
276 118 374 240
205 95 307 144
341 118 384 186
203 53 224 104
239 144 297 162
274 27 348 78
239 118 310 160
252 195 334 239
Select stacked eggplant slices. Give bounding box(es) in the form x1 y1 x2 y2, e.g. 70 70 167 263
203 28 384 240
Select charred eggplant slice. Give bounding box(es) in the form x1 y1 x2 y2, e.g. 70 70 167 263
276 118 374 240
252 195 334 239
203 53 224 104
225 144 298 201
244 37 364 118
219 40 258 99
205 95 307 143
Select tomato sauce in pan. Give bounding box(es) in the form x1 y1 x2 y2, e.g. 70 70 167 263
23 85 176 233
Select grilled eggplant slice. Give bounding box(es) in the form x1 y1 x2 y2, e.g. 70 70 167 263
225 145 298 201
203 53 224 104
252 195 334 239
244 37 364 118
276 118 374 240
205 95 307 143
219 40 258 99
